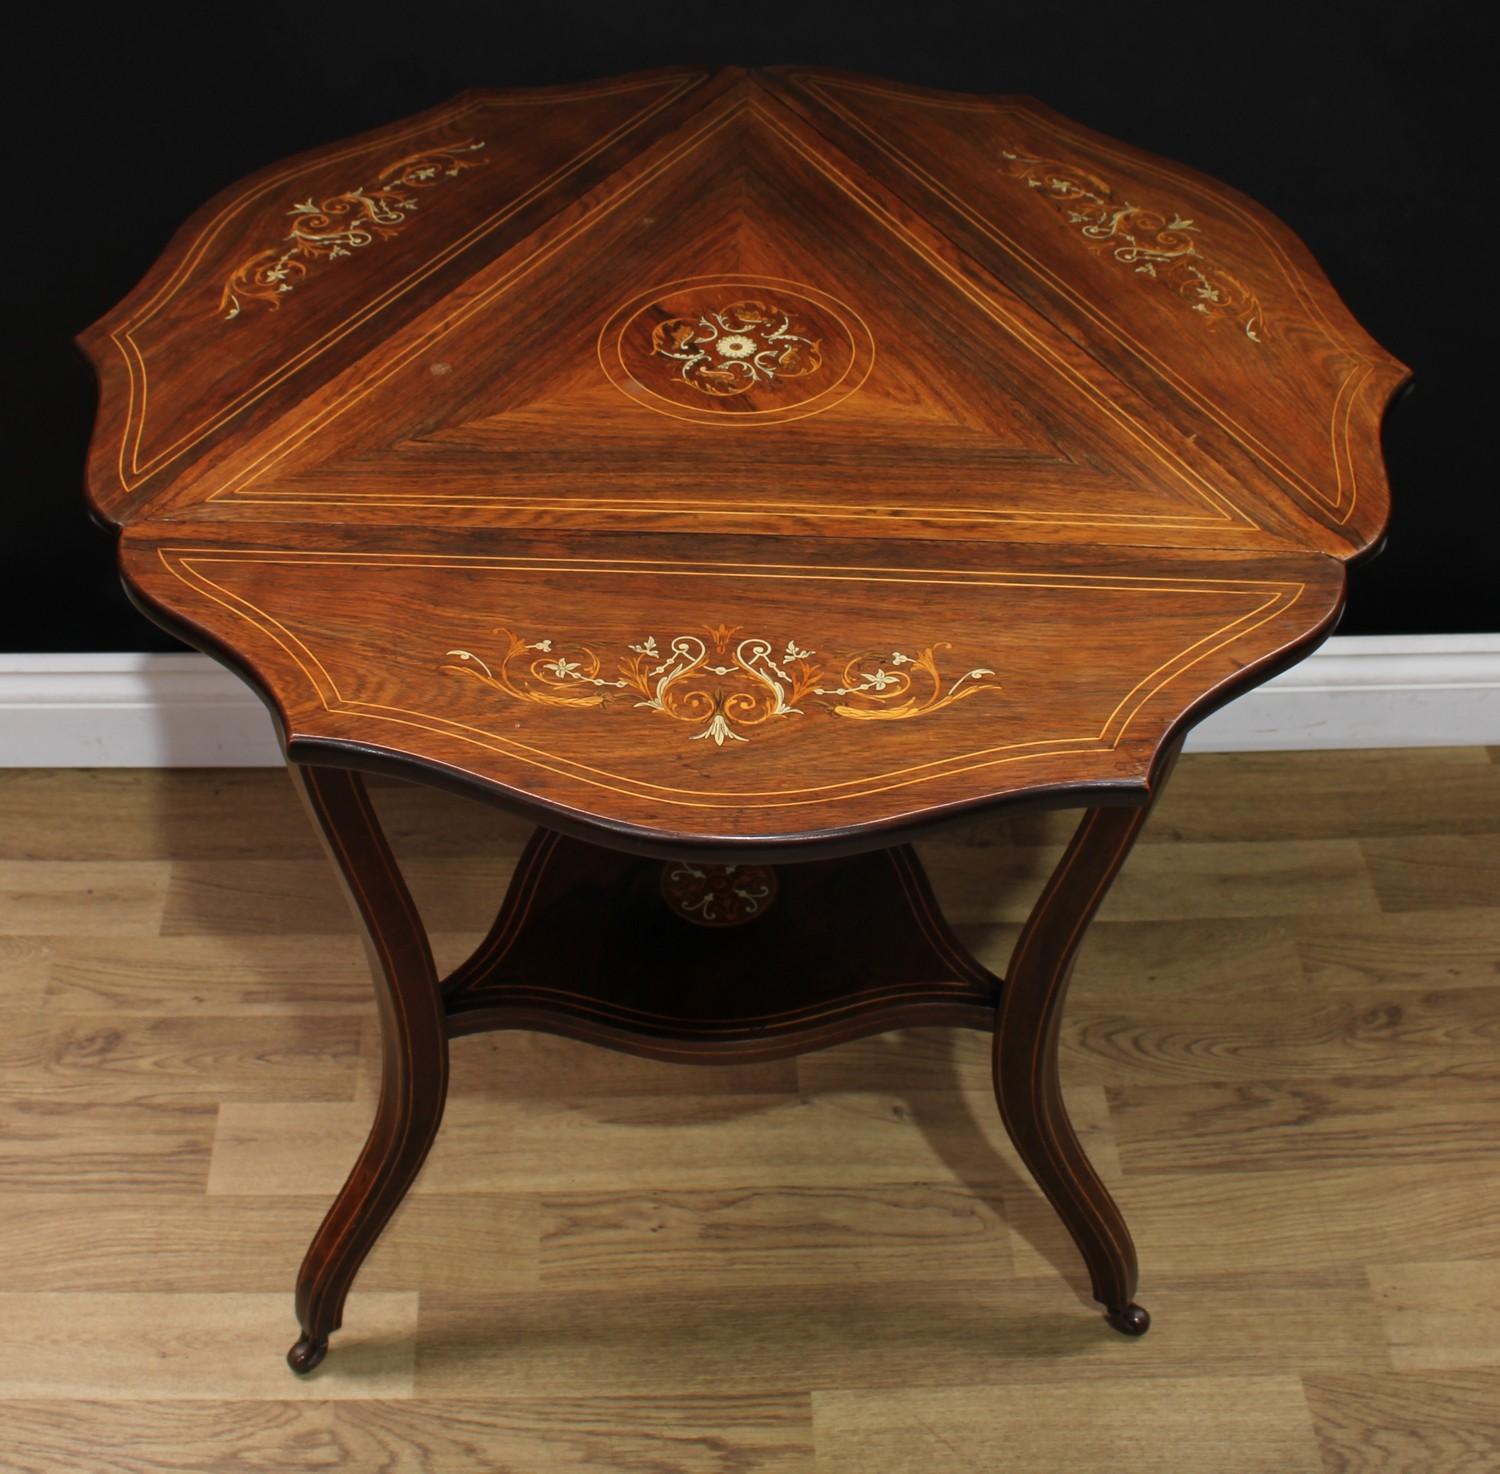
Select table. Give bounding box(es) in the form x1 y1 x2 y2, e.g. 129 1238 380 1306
78 67 1407 1373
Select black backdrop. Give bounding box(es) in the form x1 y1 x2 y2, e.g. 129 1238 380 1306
12 1 1491 651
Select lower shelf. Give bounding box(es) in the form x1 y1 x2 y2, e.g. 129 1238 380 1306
442 830 1000 1061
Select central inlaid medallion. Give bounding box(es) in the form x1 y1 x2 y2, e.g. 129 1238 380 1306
598 274 876 426
651 300 823 398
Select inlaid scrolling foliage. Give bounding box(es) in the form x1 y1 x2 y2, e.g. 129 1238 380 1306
660 861 779 926
650 301 823 397
220 142 488 319
442 625 1000 747
999 147 1265 343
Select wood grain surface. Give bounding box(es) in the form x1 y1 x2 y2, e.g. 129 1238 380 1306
77 68 1408 852
3 748 1495 1471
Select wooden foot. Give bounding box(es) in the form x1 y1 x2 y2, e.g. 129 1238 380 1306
992 790 1168 1323
286 1334 329 1374
1105 1303 1152 1337
284 765 449 1369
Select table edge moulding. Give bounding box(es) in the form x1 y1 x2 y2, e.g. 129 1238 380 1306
76 65 1409 1373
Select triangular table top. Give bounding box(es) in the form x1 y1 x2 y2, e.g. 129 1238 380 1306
81 67 1406 853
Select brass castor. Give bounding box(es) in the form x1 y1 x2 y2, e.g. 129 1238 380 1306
1105 1303 1151 1337
287 1334 329 1374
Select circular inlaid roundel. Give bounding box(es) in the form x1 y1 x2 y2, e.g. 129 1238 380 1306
598 274 876 426
660 860 779 927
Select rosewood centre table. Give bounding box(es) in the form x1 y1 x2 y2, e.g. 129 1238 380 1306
78 68 1408 1373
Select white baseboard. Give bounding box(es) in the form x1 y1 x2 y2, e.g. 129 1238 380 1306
0 652 284 767
1183 634 1500 752
1 635 1496 767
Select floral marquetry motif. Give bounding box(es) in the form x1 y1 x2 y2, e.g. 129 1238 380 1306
998 147 1265 342
650 301 823 398
441 627 1001 748
220 141 488 319
660 861 779 927
599 275 876 425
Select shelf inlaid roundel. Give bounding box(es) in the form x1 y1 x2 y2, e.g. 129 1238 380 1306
599 274 876 426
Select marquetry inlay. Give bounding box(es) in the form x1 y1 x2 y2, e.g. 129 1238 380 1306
660 860 779 926
998 147 1264 342
220 141 488 319
598 275 876 426
441 625 1001 748
650 300 823 397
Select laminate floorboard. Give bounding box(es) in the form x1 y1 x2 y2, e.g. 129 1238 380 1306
1 751 1496 1471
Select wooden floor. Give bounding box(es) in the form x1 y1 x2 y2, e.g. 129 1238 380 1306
1 748 1497 1473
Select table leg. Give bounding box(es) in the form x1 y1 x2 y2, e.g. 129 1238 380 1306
284 765 450 1374
276 759 1175 1365
993 798 1160 1337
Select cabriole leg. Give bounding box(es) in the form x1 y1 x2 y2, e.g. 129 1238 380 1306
284 765 449 1373
993 797 1162 1336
